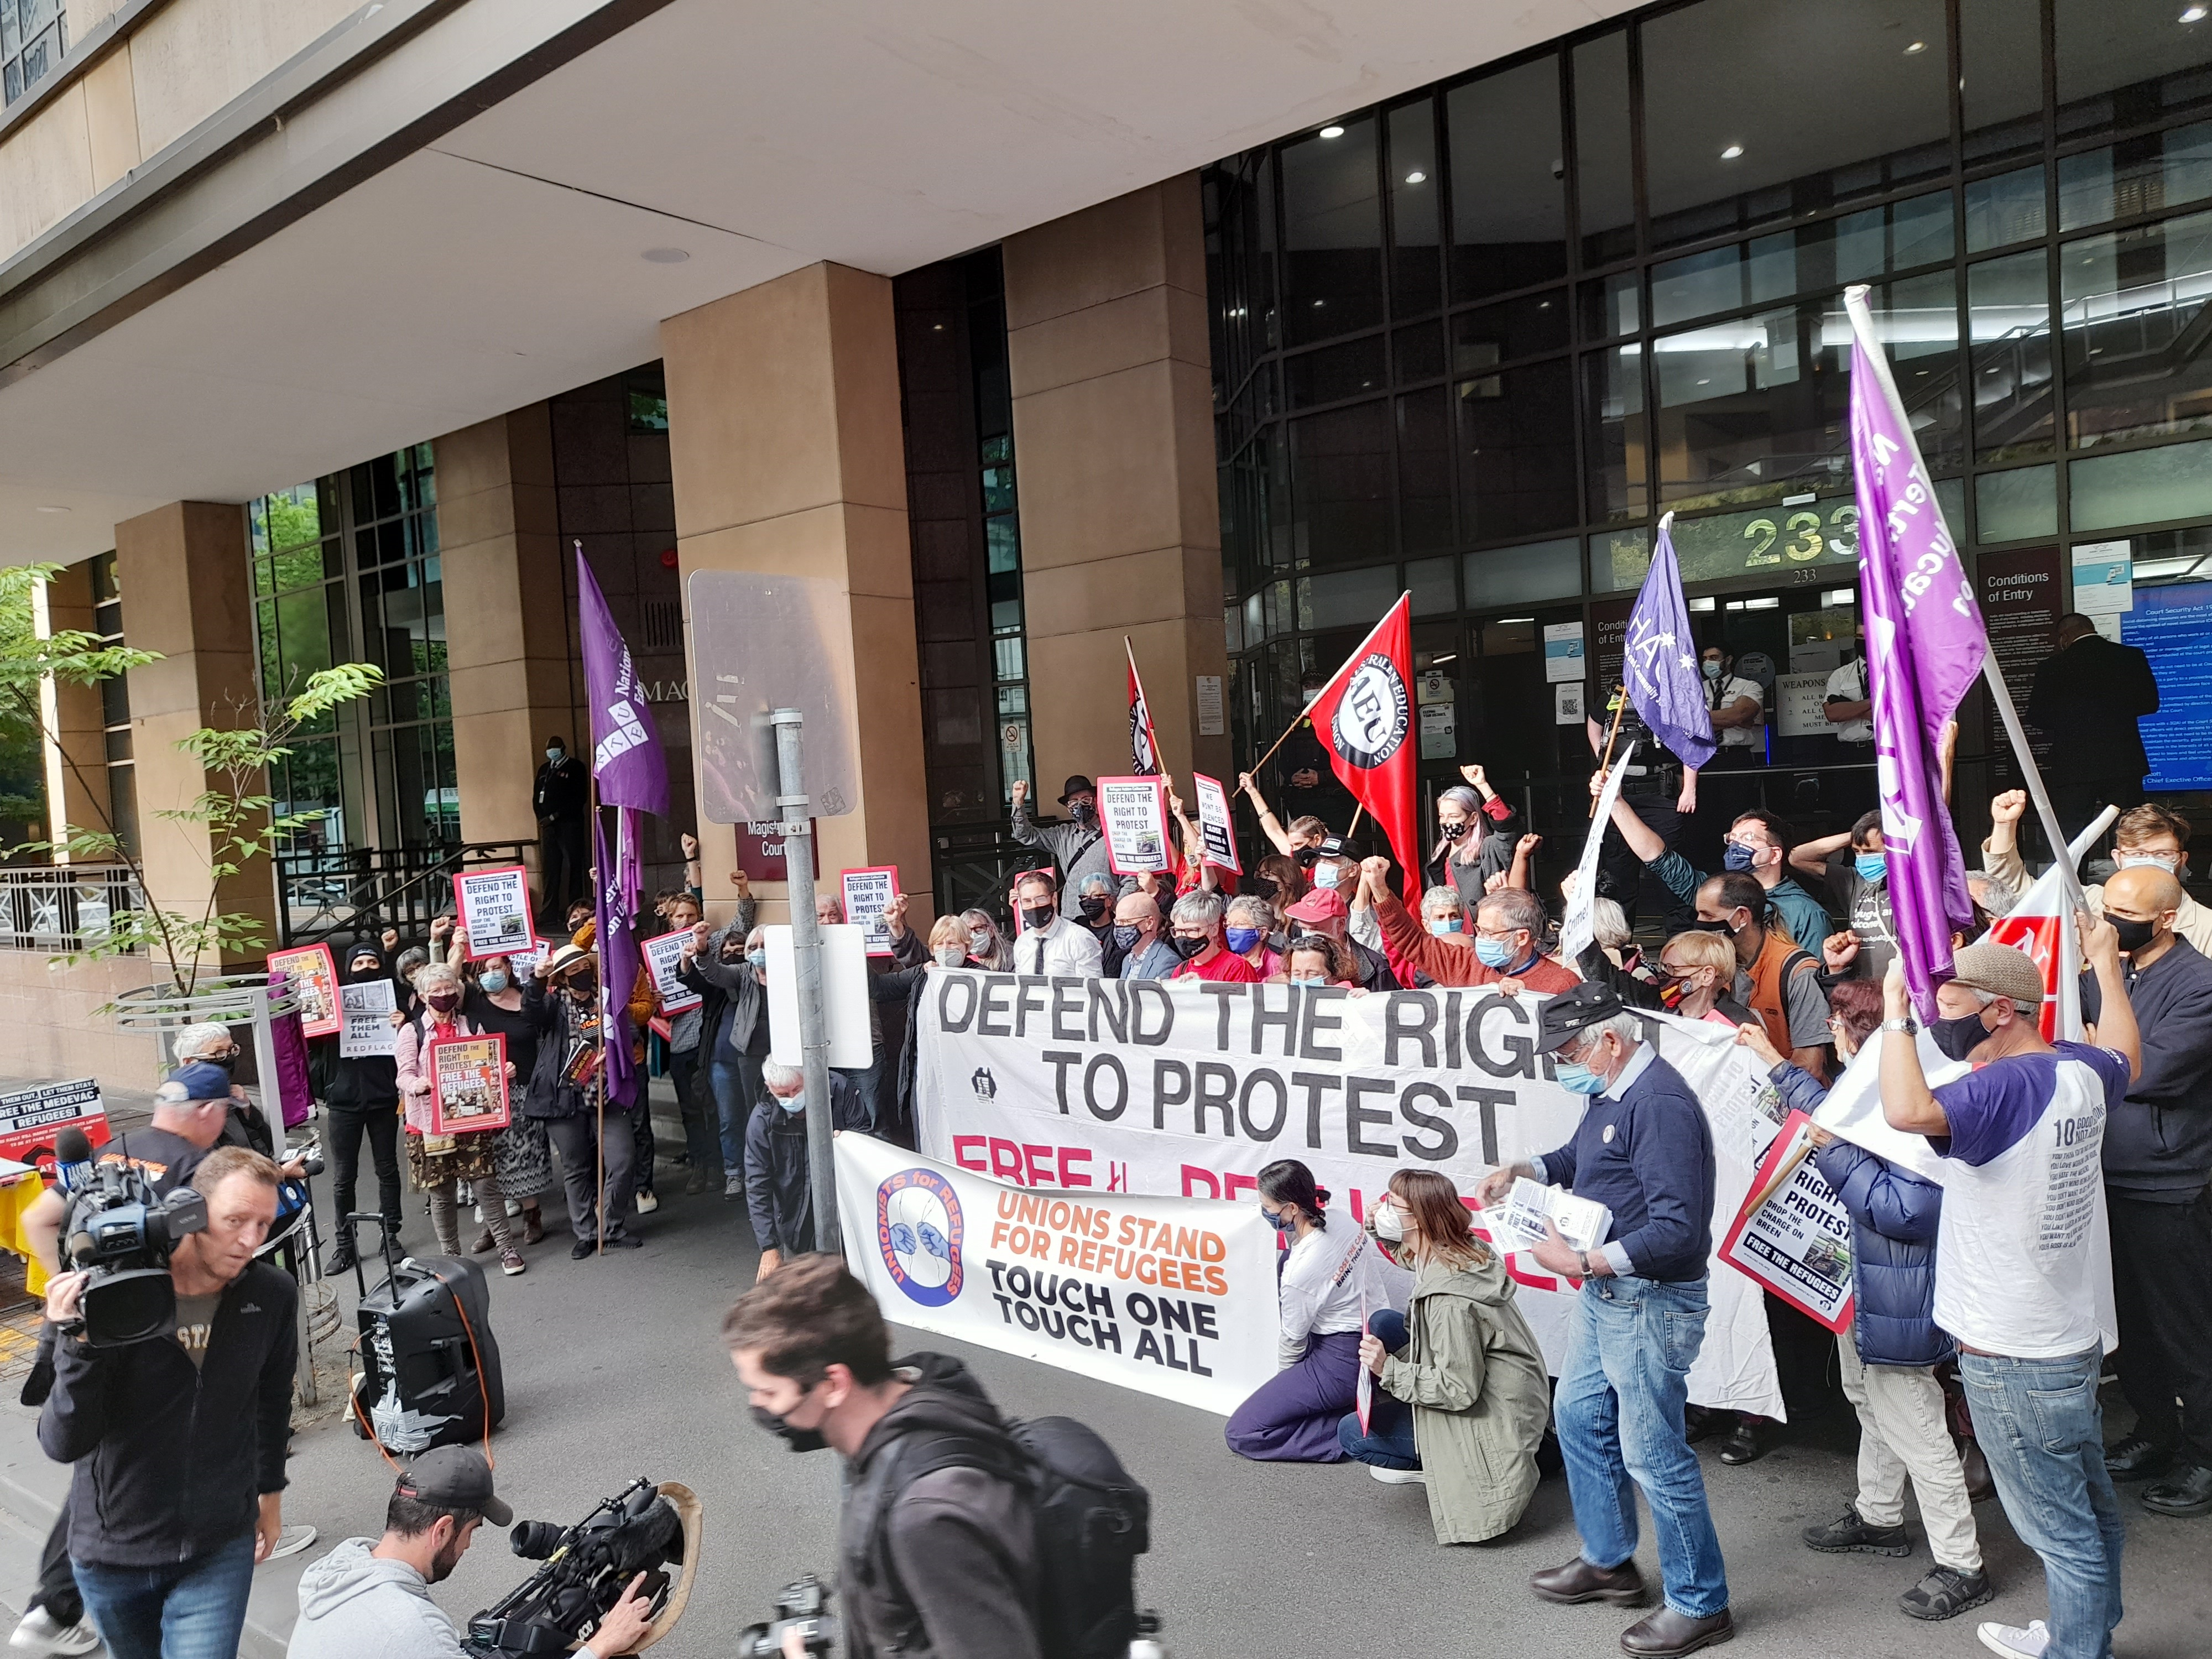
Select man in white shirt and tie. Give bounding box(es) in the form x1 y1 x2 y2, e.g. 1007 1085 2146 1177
1011 870 1104 978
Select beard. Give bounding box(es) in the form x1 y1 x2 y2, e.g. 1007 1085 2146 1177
428 1536 467 1583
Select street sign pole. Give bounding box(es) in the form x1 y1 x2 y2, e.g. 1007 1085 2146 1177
770 707 840 1255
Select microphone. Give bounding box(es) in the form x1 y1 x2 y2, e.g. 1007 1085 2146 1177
53 1128 95 1193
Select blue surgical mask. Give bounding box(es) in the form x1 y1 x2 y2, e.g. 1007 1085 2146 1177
479 971 509 994
1289 973 1327 987
776 1092 805 1115
1225 926 1263 954
747 950 768 970
1554 1060 1607 1095
1473 935 1515 969
1855 853 1887 884
1112 924 1143 951
1427 918 1462 937
1722 841 1758 873
546 747 564 762
1313 862 1341 890
1701 659 1723 680
1264 1207 1296 1234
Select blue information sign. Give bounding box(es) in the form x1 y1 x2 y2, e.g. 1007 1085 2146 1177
2127 583 2212 791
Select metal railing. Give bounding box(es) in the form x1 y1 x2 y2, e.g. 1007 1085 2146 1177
0 864 143 953
274 841 533 946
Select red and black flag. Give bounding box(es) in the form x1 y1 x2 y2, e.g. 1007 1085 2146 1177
1302 594 1418 877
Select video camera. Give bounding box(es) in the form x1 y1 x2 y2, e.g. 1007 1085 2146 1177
736 1578 836 1659
465 1478 695 1659
55 1128 207 1348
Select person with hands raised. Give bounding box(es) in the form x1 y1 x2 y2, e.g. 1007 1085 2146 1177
1009 776 1126 918
1425 764 1521 911
1362 855 1577 993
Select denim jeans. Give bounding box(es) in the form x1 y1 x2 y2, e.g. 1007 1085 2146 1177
74 1532 255 1659
1959 1345 2124 1659
709 1054 763 1181
1337 1308 1419 1468
1554 1274 1729 1619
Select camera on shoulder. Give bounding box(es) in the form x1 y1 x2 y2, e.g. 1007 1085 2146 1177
59 1160 208 1347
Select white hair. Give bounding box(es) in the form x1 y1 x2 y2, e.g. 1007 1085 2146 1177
1566 1011 1644 1055
1172 890 1226 929
1592 897 1632 951
172 1022 233 1058
416 962 462 992
761 1061 804 1095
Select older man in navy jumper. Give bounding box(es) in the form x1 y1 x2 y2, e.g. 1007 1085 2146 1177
1477 982 1730 1659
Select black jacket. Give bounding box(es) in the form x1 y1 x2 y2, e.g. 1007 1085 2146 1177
868 959 932 1147
837 1354 1042 1659
2028 632 2159 784
680 914 765 1065
533 755 588 821
744 1073 870 1253
41 1261 298 1568
2082 935 2212 1199
520 980 596 1120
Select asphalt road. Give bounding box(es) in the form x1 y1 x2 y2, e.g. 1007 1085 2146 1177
6 1113 2210 1659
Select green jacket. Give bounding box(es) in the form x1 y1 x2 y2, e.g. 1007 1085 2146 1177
1378 1246 1551 1544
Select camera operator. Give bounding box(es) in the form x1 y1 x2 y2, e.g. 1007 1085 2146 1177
723 1254 1042 1659
38 1147 298 1659
288 1448 656 1659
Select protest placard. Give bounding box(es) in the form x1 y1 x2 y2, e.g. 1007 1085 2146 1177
1719 1110 1856 1332
1094 776 1172 874
452 865 536 960
841 866 900 957
0 1078 109 1166
639 928 703 1015
427 1034 510 1136
1191 773 1240 874
267 944 340 1037
339 978 397 1058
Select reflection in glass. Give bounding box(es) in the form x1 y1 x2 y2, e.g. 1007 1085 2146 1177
1463 538 1583 607
1397 390 1454 553
1393 323 1445 383
1965 165 2048 253
1451 291 1567 372
2059 122 2212 231
1970 250 2056 461
2063 207 2212 448
1584 348 1647 524
1975 465 2059 542
1579 272 1640 340
2056 0 2212 139
1447 55 1566 302
1648 195 1955 329
1389 99 1442 319
1407 555 1457 614
1458 360 1576 542
1300 566 1401 630
1285 336 1387 408
2072 437 2212 530
1289 401 1392 567
1960 0 2045 163
1281 118 1384 347
1641 0 1948 250
1574 32 1634 268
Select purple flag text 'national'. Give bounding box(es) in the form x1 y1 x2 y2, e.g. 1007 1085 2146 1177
1845 286 1987 1016
1623 519 1718 770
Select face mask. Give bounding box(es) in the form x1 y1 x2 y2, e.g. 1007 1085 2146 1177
568 974 597 998
1700 659 1723 680
934 944 968 968
1855 853 1888 884
1657 975 1691 1009
1172 933 1208 959
775 1092 805 1115
1439 820 1469 841
1069 801 1097 824
1078 894 1110 921
1691 917 1736 936
1372 1201 1406 1242
1313 862 1341 890
1474 935 1514 968
427 993 460 1015
2112 915 2159 954
1112 924 1143 951
546 747 564 762
206 1050 239 1074
1722 841 1760 873
1929 1007 1995 1062
746 950 768 971
2117 852 2182 874
1225 926 1263 954
749 1401 828 1454
1289 972 1327 987
1427 918 1463 937
1554 1060 1608 1095
1021 904 1057 933
479 971 509 994
1263 1207 1296 1234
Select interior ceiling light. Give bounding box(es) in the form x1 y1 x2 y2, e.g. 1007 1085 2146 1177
35 505 68 513
641 247 690 263
1404 170 1427 184
1720 144 1744 160
2187 6 2208 22
1904 39 1928 53
1319 125 1345 139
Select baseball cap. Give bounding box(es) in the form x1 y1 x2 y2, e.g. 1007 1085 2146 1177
1284 888 1349 922
164 1061 234 1103
396 1446 512 1526
1533 982 1628 1054
1947 941 2045 1007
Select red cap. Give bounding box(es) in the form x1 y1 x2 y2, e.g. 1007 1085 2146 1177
1284 888 1349 922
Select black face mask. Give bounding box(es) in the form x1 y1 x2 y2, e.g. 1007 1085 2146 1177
1172 933 1209 959
1078 894 1110 921
749 1402 828 1454
1690 917 1738 937
1439 821 1469 841
1929 1008 1995 1063
1068 801 1097 824
2112 916 2159 954
1021 903 1057 934
567 974 597 1000
207 1050 239 1075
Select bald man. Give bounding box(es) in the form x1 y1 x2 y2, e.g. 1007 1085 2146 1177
2082 863 2212 1516
1112 892 1178 982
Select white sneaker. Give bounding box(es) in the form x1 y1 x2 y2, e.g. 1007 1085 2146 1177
1977 1620 2049 1658
11 1609 100 1656
635 1191 659 1214
264 1523 317 1562
1366 1464 1427 1484
724 1173 745 1199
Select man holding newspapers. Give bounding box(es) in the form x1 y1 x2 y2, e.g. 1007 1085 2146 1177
1475 982 1731 1659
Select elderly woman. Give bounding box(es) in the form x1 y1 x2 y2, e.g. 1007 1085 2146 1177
868 913 975 1146
1225 893 1285 979
167 1022 277 1157
959 908 1013 972
394 962 525 1275
453 945 552 1250
1275 935 1364 989
1170 890 1261 982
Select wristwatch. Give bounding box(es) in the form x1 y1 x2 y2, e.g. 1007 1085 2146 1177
1575 1250 1594 1279
1881 1016 1915 1033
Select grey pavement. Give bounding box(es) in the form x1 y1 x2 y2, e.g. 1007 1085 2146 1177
0 1091 2206 1658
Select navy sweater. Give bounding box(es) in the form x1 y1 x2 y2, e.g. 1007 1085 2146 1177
2080 935 2212 1201
1538 1048 1714 1282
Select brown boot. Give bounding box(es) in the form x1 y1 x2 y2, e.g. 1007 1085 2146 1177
522 1207 545 1246
1530 1555 1650 1607
469 1228 496 1255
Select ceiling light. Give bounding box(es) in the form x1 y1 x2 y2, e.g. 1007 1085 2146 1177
1319 125 1345 139
1313 299 1326 307
1904 39 1928 53
1404 170 1426 184
1720 144 1744 160
34 505 68 514
2185 6 2208 21
932 324 944 331
641 247 689 264
1697 378 1711 385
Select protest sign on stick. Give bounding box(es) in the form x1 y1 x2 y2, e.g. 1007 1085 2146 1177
1191 773 1241 874
267 944 340 1037
452 866 537 961
1095 776 1173 874
638 929 703 1015
841 867 900 957
339 978 397 1058
1718 1111 1856 1332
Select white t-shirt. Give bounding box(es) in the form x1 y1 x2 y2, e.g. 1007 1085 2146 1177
1929 1042 2128 1359
1709 674 1764 748
1277 1217 1389 1350
1824 657 1872 743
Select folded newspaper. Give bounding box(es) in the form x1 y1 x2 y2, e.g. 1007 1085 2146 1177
1480 1178 1614 1256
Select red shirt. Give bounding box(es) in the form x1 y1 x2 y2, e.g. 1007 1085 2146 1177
1173 947 1263 982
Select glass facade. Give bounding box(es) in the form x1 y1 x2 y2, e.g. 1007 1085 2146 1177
1 0 64 106
1206 0 2212 806
248 446 451 851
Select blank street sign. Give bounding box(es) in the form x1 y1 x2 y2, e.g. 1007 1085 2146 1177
688 571 862 823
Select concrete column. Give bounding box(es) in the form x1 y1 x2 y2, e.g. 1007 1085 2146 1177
36 559 107 850
1003 175 1230 792
662 262 931 926
112 500 275 969
436 406 580 883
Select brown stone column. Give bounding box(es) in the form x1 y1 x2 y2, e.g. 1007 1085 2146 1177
36 559 107 849
1003 175 1230 794
112 500 274 969
662 263 932 926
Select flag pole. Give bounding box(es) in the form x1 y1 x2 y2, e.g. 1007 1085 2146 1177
589 769 605 1260
1589 688 1630 818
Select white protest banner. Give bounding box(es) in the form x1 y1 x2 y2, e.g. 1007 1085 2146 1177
1095 775 1172 875
1190 773 1240 874
1718 1112 1855 1332
841 866 900 957
915 973 1783 1418
339 978 397 1059
1557 742 1635 966
639 928 703 1016
835 1131 1276 1415
452 865 537 960
1812 1030 1963 1186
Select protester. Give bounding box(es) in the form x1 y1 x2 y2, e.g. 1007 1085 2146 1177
1008 869 1105 977
1253 852 1308 908
1479 983 1732 1657
522 943 640 1258
1226 1161 1390 1462
41 1149 296 1659
723 1255 1044 1659
1589 697 1695 926
395 964 525 1275
1010 777 1124 917
1074 872 1123 969
1793 811 1896 982
747 1063 870 1281
2077 864 2212 1517
961 907 1013 972
1983 794 2212 956
1266 669 1359 830
1338 1171 1550 1542
645 891 714 1195
322 943 405 1275
1277 935 1362 988
1597 774 1828 953
1694 873 1829 1082
1112 892 1180 981
1225 894 1284 979
1360 860 1573 992
1283 887 1397 990
680 905 764 1199
1877 934 2139 1659
1239 769 1331 860
1734 997 1991 1623
166 1022 279 1159
2028 613 2159 844
447 941 552 1249
1650 931 1756 1026
1426 768 1520 913
533 735 589 923
871 914 973 1145
1168 890 1261 983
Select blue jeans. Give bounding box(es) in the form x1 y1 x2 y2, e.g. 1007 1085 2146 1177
1337 1308 1418 1468
709 1054 763 1181
1959 1345 2124 1659
74 1532 255 1659
1554 1275 1729 1620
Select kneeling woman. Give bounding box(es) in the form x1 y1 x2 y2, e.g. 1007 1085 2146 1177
1225 1160 1386 1462
1340 1169 1551 1543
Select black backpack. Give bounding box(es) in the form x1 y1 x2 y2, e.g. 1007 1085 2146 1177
865 1411 1150 1659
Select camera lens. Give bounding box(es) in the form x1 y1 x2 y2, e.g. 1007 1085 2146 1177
509 1520 566 1560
